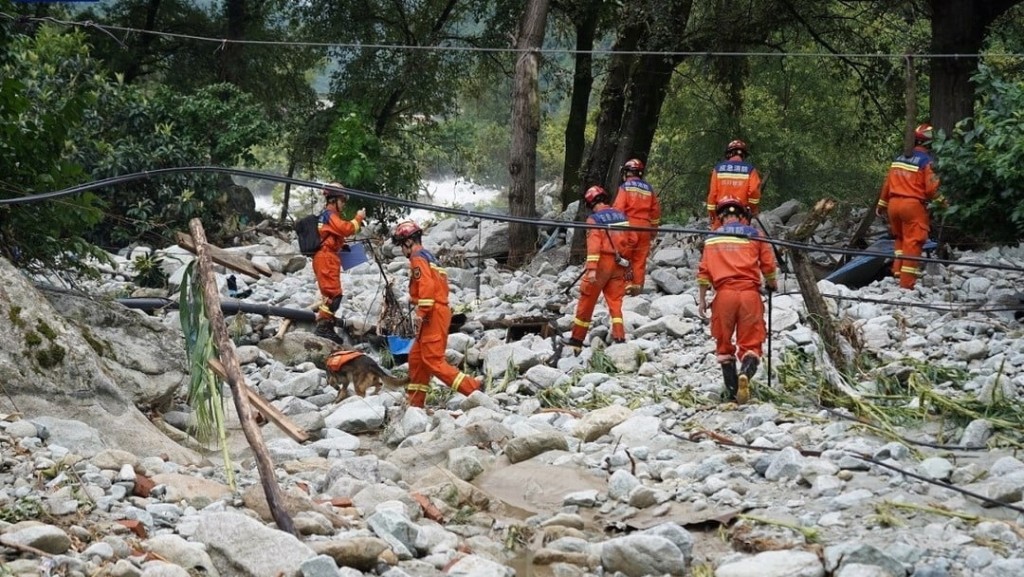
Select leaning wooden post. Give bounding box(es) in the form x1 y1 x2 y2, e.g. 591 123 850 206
786 200 856 389
188 218 297 536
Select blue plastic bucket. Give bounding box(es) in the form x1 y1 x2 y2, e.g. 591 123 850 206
340 243 369 269
386 335 413 355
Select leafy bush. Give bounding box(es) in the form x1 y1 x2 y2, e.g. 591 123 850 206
78 82 275 249
932 65 1024 243
323 103 420 224
0 23 109 275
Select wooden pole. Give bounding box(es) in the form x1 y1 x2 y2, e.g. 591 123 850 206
786 200 858 396
188 218 297 536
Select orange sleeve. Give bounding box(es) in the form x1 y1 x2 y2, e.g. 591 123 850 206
585 217 601 271
706 171 719 220
923 164 941 200
757 231 777 283
697 250 711 287
651 188 662 226
878 171 892 210
747 169 762 214
324 211 363 238
410 256 437 319
612 186 627 214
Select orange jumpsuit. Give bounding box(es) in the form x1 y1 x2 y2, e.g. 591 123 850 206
876 146 942 289
571 204 638 343
405 246 480 408
613 176 661 293
706 156 762 228
312 208 364 321
697 222 777 363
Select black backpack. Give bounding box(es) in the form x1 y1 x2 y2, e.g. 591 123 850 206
295 214 322 256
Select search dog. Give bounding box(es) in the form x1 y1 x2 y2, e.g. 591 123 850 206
324 350 408 402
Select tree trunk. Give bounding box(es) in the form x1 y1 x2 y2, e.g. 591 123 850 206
187 219 297 536
614 53 680 178
570 21 643 263
928 0 1020 135
124 0 162 83
558 0 601 211
279 156 298 223
507 0 550 268
785 199 851 378
221 0 247 85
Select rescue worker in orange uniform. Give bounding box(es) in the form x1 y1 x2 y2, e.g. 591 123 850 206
391 220 482 408
706 139 762 229
697 197 777 404
613 158 661 296
876 123 944 290
566 185 638 348
313 182 366 344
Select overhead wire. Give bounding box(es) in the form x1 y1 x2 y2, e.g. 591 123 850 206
6 165 1024 278
5 12 1024 60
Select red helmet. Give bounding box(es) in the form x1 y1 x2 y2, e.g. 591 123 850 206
715 196 747 217
914 123 933 144
725 139 748 157
391 220 422 244
622 158 645 175
322 181 348 200
583 185 608 206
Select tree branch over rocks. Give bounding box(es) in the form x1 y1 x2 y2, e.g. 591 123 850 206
785 199 859 399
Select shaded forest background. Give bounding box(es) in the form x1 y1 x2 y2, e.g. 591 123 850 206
2 0 1023 275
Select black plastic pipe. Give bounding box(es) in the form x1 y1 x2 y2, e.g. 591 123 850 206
117 297 316 322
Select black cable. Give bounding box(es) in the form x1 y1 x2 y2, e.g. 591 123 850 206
5 165 1024 275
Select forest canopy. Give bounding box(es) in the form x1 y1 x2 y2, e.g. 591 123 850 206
1 0 1023 275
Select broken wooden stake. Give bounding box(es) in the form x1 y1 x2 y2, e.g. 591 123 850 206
207 358 309 444
188 218 297 536
176 231 272 280
786 199 855 389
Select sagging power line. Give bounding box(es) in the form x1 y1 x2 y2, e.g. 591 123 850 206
6 165 1024 277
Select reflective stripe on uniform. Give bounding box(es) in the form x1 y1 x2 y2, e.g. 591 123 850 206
451 373 467 391
406 383 430 393
611 317 623 325
573 318 591 328
704 237 751 247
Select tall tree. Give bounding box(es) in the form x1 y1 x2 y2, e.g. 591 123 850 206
507 0 551 267
556 0 604 210
928 0 1021 133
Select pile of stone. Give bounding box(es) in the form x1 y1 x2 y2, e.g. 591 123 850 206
2 205 1024 577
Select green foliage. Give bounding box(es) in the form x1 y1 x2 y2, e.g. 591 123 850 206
79 82 275 249
653 47 895 219
0 23 108 275
932 65 1024 242
178 262 235 488
0 497 43 523
323 104 420 224
133 253 168 289
36 344 66 369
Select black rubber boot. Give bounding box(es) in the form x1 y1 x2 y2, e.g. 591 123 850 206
314 319 345 345
741 355 759 380
737 355 759 404
721 361 739 402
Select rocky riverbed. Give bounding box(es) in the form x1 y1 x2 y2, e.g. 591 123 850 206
2 205 1024 577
